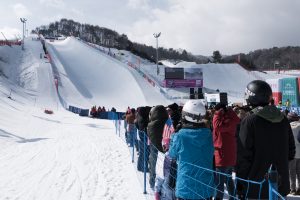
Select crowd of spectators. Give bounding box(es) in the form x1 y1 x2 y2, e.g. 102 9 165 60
122 80 297 200
90 105 116 118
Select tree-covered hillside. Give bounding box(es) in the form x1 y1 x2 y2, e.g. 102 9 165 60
35 19 300 70
36 18 209 64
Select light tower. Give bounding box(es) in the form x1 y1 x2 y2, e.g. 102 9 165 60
153 32 161 75
20 18 27 50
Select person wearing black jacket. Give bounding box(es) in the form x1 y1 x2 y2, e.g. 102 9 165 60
147 105 168 188
135 106 152 172
237 80 295 199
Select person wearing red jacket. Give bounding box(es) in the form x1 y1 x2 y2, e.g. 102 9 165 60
213 103 240 200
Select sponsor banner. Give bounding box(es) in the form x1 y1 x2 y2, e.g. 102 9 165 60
280 77 299 106
164 67 203 88
163 79 203 88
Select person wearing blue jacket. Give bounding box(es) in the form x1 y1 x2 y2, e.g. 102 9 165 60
169 100 214 200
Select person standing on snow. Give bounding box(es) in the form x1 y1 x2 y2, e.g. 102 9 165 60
126 108 136 147
287 112 300 195
213 103 240 200
147 105 169 189
154 110 177 200
237 80 295 199
169 100 214 200
123 107 131 143
135 106 152 172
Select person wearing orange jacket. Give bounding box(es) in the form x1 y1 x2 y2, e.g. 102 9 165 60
126 108 136 147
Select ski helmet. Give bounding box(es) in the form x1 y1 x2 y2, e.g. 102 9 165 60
182 100 206 123
245 80 272 106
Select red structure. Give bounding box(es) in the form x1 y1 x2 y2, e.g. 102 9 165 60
0 40 22 46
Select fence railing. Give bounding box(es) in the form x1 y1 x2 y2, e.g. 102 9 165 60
268 165 285 200
111 114 286 200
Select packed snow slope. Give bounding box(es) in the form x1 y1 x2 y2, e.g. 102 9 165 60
47 37 171 110
108 52 295 103
0 37 145 200
0 39 59 108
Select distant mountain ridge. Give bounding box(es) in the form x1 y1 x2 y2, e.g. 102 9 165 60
222 46 300 70
35 18 300 70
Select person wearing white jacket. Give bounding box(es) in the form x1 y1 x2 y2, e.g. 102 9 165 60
288 112 300 195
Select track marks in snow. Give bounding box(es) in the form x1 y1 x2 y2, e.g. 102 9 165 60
1 113 143 199
0 37 145 199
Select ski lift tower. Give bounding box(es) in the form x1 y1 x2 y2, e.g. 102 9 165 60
153 32 161 75
20 18 27 50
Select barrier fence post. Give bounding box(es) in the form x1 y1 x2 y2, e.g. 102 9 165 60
268 165 278 200
132 127 135 163
118 119 121 137
115 114 117 135
114 114 120 137
143 131 147 194
124 120 127 143
116 114 118 135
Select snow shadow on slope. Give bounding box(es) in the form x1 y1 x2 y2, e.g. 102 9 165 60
17 138 48 143
85 123 111 129
0 128 48 143
32 115 61 124
48 44 93 99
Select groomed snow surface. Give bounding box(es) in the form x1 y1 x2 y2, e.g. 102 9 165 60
46 37 171 110
1 35 299 200
0 37 146 200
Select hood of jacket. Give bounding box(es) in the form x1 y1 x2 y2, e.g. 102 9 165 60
149 105 168 122
252 105 284 123
136 106 151 130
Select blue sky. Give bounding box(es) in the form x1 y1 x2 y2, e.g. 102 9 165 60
1 0 300 56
